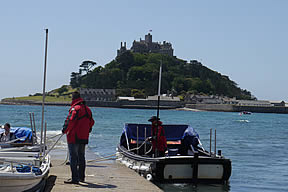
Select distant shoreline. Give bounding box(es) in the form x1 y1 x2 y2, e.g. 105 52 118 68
0 99 70 106
1 99 288 114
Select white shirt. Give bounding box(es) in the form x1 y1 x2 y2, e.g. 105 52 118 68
0 132 10 142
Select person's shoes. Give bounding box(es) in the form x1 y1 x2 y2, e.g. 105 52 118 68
79 178 85 182
65 161 70 165
64 178 79 184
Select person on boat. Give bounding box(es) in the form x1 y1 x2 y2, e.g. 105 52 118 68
62 91 95 184
0 123 15 142
148 116 167 157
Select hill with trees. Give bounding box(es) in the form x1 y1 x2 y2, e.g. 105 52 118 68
70 52 253 100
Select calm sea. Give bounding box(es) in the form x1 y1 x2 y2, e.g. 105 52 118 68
0 104 287 192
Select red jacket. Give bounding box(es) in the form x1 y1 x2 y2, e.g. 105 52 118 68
151 120 167 152
63 98 94 144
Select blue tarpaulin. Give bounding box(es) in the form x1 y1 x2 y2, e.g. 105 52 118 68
0 127 32 142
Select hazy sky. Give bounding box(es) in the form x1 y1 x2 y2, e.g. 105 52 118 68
0 1 287 101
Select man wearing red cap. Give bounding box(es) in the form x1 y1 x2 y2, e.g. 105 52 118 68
148 116 167 157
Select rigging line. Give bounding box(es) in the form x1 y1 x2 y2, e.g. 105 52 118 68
46 133 63 139
40 133 64 161
87 138 151 163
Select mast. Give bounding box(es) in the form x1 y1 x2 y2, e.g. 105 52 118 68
155 59 162 157
41 29 48 154
156 60 162 122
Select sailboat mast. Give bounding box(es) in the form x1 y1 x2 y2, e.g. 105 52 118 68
40 29 48 153
156 60 162 120
155 60 162 157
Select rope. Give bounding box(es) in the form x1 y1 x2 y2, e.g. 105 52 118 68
87 154 116 163
47 133 62 139
87 137 152 163
44 133 152 164
40 133 64 161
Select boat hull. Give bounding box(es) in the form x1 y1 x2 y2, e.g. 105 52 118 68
0 177 45 192
117 145 231 184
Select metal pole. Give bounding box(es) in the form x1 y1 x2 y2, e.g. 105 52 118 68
29 113 33 129
137 126 139 155
124 128 130 150
44 122 47 157
210 128 212 156
41 29 48 154
29 113 34 145
155 60 162 158
156 60 162 119
144 127 147 154
214 129 216 156
32 113 37 144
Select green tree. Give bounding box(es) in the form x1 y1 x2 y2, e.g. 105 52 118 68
80 60 97 74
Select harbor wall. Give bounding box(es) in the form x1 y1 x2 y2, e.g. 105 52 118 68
2 99 288 113
185 104 288 114
1 99 184 109
86 99 184 109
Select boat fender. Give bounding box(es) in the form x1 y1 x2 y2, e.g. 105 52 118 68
146 173 153 181
132 165 140 170
139 165 149 172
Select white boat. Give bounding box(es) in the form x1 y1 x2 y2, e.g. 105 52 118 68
0 152 50 192
0 126 50 192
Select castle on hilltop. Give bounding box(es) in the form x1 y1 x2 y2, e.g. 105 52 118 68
117 33 174 57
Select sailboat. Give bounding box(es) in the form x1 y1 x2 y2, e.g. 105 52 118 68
116 60 232 183
0 29 51 192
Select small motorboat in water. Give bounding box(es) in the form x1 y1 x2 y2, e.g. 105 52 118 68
116 123 231 184
240 111 252 115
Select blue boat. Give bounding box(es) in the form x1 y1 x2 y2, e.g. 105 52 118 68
117 123 231 184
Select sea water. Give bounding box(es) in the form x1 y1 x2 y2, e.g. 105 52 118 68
0 104 287 192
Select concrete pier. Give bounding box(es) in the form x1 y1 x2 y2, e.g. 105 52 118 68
44 159 162 192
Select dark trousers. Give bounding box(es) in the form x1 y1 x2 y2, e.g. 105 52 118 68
68 143 86 182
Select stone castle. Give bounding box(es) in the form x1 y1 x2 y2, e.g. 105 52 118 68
117 33 174 57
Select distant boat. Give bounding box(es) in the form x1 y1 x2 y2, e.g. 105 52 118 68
240 111 252 115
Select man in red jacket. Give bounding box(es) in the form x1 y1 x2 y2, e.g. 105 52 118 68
148 116 167 157
62 91 94 184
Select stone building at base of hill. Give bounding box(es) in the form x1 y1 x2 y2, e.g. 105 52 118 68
79 88 116 101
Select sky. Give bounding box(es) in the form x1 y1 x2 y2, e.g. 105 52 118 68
0 0 287 101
